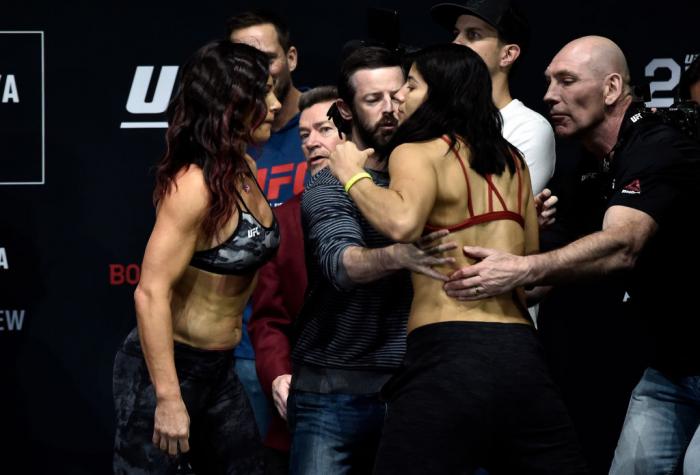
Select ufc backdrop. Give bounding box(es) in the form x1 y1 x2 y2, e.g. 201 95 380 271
0 0 698 472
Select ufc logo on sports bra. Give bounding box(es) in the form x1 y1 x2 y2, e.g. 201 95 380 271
248 227 261 238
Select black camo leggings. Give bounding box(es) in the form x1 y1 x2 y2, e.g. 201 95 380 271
112 328 263 475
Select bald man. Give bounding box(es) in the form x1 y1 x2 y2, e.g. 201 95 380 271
444 36 700 474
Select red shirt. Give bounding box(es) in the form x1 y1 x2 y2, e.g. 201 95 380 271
249 193 306 451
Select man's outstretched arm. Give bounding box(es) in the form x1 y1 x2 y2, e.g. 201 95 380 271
444 205 657 300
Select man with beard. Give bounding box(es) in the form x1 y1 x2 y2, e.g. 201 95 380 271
288 47 457 475
227 9 306 442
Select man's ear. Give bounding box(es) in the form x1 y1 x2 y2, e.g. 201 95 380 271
500 43 521 69
286 46 298 73
603 73 625 106
337 99 353 121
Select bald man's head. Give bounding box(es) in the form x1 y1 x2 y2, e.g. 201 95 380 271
559 36 630 85
544 36 632 139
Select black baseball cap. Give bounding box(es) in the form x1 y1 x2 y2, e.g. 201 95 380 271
430 0 530 53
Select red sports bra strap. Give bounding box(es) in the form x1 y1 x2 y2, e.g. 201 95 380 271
424 211 525 233
441 135 474 217
485 174 508 212
423 144 529 234
514 155 523 215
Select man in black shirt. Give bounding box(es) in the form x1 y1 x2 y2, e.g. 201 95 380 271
445 35 700 474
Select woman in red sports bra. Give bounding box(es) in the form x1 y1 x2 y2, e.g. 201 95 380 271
112 41 281 474
328 44 588 474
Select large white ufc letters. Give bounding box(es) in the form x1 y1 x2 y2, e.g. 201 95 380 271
120 65 178 128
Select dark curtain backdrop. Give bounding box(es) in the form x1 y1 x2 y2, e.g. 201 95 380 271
1 1 698 473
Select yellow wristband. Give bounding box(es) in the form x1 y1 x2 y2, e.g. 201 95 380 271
343 171 372 193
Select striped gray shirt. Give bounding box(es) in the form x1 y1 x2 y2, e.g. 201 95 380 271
292 167 412 372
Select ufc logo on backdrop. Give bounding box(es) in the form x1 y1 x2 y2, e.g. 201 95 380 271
120 65 178 129
257 162 307 201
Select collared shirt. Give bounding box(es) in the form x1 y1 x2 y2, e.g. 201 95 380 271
606 108 700 375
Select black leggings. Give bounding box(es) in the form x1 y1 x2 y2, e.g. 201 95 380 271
374 321 589 475
112 328 263 475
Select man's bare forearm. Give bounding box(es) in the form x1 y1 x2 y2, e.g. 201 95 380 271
447 206 657 300
526 226 637 286
341 245 401 284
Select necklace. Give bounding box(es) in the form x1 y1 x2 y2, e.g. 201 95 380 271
240 169 256 193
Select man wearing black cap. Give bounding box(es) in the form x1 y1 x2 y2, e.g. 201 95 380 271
431 0 555 195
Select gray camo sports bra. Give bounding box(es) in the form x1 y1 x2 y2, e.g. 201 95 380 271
189 175 280 276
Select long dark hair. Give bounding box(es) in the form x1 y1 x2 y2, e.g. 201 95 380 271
388 44 522 176
154 40 269 239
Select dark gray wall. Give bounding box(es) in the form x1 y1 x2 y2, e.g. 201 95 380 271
1 1 698 472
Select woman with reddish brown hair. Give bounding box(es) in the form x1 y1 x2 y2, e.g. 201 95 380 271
112 40 280 474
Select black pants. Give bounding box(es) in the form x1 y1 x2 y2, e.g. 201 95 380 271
374 322 589 475
113 328 263 475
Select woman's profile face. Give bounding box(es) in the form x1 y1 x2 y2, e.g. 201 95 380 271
250 75 281 144
394 64 429 124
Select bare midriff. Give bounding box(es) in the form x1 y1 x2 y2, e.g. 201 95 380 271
167 157 273 350
170 266 256 350
409 220 531 333
407 138 535 333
